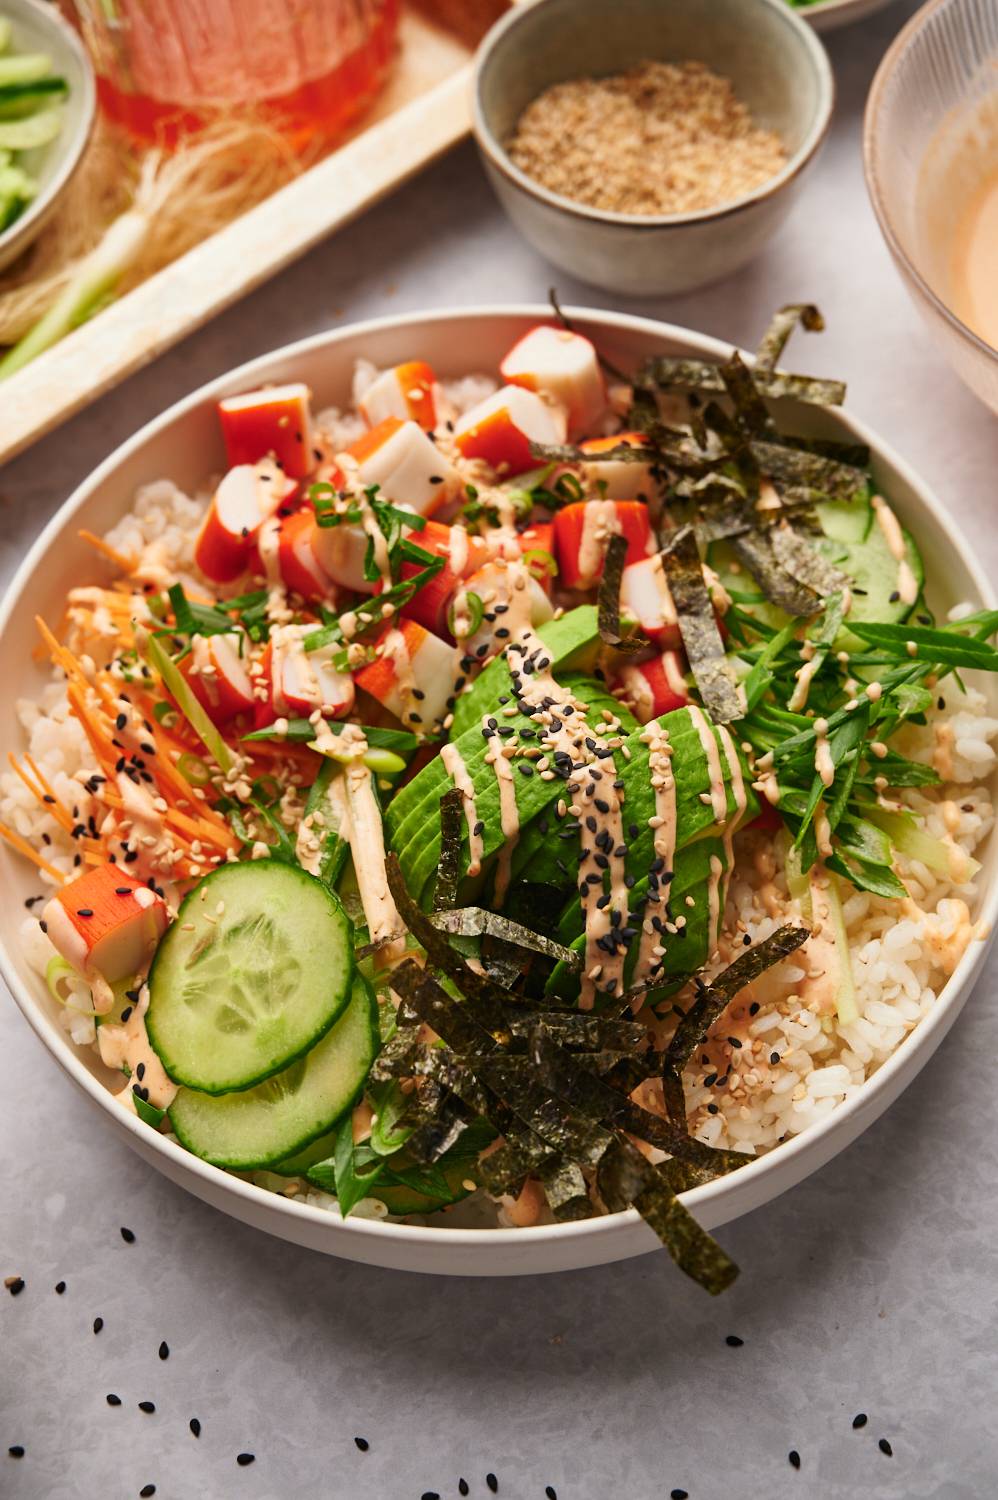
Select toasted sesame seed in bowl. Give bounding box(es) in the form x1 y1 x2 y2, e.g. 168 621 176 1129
472 0 834 296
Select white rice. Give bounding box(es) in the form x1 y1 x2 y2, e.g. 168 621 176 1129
4 361 995 1210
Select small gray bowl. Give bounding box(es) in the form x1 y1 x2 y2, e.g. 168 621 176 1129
0 0 96 274
472 0 834 297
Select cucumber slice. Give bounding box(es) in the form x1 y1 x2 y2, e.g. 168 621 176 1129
0 107 63 150
148 860 353 1094
169 975 377 1171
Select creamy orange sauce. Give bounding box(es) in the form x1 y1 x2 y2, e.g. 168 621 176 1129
633 721 676 992
950 168 998 350
871 496 917 606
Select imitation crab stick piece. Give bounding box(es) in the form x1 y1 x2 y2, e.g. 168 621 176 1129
359 360 438 431
194 461 296 584
277 508 333 602
259 626 355 721
553 499 654 589
453 385 566 476
579 432 655 499
619 555 680 649
500 325 605 437
516 521 557 594
42 865 168 984
354 618 458 731
183 633 256 724
337 416 460 515
217 383 315 480
614 652 690 724
458 558 554 659
393 519 491 637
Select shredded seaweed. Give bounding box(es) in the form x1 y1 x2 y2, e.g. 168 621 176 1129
433 788 464 912
769 524 850 599
431 907 582 970
598 533 649 655
755 303 825 371
636 354 845 409
660 525 743 723
537 1156 592 1221
730 529 823 617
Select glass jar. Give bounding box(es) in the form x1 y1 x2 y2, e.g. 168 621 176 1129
65 0 399 153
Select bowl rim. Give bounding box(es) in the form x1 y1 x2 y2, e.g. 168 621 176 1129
471 0 836 231
0 0 97 262
863 0 998 372
2 302 996 1266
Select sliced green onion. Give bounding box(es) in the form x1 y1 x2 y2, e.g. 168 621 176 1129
45 956 96 1016
309 739 406 777
252 774 282 807
825 872 859 1026
522 547 558 580
151 700 178 728
177 752 211 786
865 807 980 882
447 590 484 639
136 627 233 774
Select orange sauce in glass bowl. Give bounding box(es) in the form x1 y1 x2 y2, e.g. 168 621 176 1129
64 0 399 154
950 170 998 352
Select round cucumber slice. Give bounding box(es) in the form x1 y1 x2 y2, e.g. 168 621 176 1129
168 975 378 1171
148 859 353 1094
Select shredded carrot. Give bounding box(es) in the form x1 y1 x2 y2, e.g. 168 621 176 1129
0 821 66 882
6 755 75 836
78 529 136 573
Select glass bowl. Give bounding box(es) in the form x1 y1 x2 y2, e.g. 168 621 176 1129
864 0 998 413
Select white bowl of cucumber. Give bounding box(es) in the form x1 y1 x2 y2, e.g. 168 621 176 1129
0 0 96 273
1 305 996 1279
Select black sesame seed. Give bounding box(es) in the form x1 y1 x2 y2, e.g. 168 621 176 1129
546 1489 558 1500
789 1450 801 1470
707 1103 719 1115
76 907 94 918
354 1437 369 1452
770 1051 781 1064
459 1482 470 1497
158 1341 169 1360
116 713 127 730
7 1277 24 1296
879 1438 893 1457
139 1486 156 1497
107 1393 122 1406
725 1334 744 1347
120 1226 136 1244
236 1453 255 1467
8 1445 25 1458
138 1401 155 1414
671 1492 688 1500
486 1476 498 1494
54 1281 65 1295
120 1007 133 1024
889 590 900 603
189 1418 201 1438
93 1316 103 1334
727 1036 742 1049
421 1493 440 1500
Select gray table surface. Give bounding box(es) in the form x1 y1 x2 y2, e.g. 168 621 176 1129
4 5 998 1498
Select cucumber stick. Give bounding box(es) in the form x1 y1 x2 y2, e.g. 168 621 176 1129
148 860 353 1093
169 975 378 1171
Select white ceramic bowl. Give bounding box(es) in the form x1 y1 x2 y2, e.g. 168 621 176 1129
472 0 834 297
0 0 96 273
2 305 995 1276
804 0 899 33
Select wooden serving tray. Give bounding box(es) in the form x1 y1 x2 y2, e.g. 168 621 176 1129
0 6 494 465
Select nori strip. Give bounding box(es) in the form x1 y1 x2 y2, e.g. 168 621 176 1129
598 533 649 654
751 440 867 502
729 529 822 617
755 303 825 372
389 959 499 1057
368 1020 423 1082
537 1156 592 1222
430 907 582 970
529 438 652 468
720 350 775 437
477 1056 616 1167
660 525 743 723
596 1135 739 1295
433 788 464 912
661 926 810 1120
529 1026 748 1177
769 524 850 600
636 355 845 409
